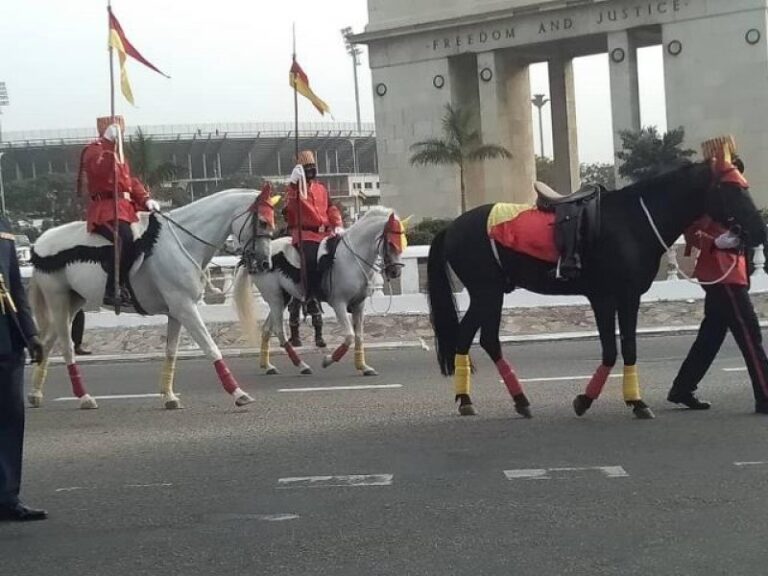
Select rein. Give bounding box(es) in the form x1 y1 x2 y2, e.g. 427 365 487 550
639 196 738 286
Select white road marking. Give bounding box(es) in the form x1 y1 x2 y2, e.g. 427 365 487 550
125 483 174 488
278 474 394 488
734 461 768 467
54 393 162 402
504 466 629 481
278 384 403 393
255 514 300 522
517 374 622 384
55 487 88 493
723 367 747 373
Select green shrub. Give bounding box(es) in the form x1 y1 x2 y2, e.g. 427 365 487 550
407 217 452 245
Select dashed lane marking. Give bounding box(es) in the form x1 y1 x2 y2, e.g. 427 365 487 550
278 474 394 488
504 466 629 481
734 461 768 467
54 393 162 402
278 384 403 393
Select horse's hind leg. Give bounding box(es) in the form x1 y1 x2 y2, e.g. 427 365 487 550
260 310 279 375
478 289 531 419
618 294 654 420
351 302 377 376
574 296 618 417
50 294 96 409
453 296 485 416
28 329 57 408
160 317 182 410
272 301 312 375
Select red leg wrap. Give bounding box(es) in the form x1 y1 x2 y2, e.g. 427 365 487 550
284 343 301 366
214 359 239 395
585 365 612 400
67 364 86 398
331 343 350 363
496 359 523 396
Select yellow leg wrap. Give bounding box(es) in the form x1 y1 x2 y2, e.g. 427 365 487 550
160 357 177 395
260 334 270 369
622 365 641 402
355 346 366 371
454 354 471 396
32 363 48 393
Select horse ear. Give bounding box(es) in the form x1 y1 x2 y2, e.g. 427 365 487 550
401 215 414 229
269 195 282 207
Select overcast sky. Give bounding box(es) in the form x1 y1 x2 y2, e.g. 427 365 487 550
0 0 667 163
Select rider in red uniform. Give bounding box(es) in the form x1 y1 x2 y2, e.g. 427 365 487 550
283 151 343 347
79 119 159 305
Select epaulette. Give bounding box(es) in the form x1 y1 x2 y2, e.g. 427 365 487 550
0 232 15 241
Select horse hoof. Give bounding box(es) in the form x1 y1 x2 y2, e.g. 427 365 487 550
28 394 43 408
362 368 378 377
515 404 533 419
265 367 279 376
322 356 333 369
573 394 593 417
300 367 313 375
458 404 477 416
79 395 98 410
633 406 655 420
164 398 182 410
235 392 255 407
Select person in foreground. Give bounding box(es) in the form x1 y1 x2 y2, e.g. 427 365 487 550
668 137 768 414
0 217 46 522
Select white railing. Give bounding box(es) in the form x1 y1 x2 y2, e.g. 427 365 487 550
19 241 768 328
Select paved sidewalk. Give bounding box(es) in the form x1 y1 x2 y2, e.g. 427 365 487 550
64 293 768 358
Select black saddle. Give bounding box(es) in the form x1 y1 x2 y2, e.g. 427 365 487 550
534 181 603 280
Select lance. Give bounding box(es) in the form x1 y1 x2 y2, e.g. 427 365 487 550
292 23 308 298
108 0 122 315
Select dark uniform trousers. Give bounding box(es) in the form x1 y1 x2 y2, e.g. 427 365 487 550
0 220 38 507
673 284 768 408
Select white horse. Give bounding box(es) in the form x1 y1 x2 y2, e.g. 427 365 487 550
234 206 408 376
28 187 280 410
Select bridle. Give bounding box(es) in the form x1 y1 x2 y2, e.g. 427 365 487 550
341 221 405 280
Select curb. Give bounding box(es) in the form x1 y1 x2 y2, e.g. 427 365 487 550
44 322 758 366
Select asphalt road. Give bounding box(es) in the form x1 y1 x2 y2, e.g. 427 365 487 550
2 334 768 576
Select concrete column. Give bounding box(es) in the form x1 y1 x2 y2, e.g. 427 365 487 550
450 54 483 209
474 51 535 205
548 57 580 194
608 31 641 187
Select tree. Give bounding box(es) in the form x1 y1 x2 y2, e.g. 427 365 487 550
409 103 512 213
580 162 616 189
616 126 695 183
535 156 556 187
4 173 82 223
126 127 180 190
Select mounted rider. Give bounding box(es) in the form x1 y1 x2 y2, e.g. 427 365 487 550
78 116 160 306
284 150 343 347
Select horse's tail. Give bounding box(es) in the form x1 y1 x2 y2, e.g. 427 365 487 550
28 275 50 340
427 228 459 376
233 265 261 348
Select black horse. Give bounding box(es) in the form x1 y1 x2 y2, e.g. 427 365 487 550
427 161 765 419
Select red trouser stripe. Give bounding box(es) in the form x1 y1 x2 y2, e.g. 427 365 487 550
725 286 768 397
585 365 612 400
496 359 523 396
214 360 239 395
67 364 86 398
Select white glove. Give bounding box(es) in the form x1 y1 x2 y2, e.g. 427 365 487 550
714 232 740 250
145 199 161 213
289 164 304 185
333 227 345 237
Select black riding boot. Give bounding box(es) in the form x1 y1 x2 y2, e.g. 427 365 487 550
312 314 326 348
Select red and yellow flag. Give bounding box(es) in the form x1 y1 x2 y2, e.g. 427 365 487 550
290 60 331 116
108 7 169 105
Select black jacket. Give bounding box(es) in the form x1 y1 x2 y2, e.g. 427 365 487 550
0 219 37 356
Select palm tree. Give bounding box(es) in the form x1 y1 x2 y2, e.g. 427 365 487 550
126 127 180 191
409 103 512 213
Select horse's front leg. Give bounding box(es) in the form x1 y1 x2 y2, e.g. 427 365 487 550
619 293 654 420
351 302 377 376
160 317 182 410
271 301 312 375
172 303 254 407
260 310 278 375
574 296 617 417
322 301 354 369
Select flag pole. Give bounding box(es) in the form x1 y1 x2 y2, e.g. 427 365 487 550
293 23 308 298
108 0 121 314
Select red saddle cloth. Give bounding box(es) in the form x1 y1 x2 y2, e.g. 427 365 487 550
488 206 558 264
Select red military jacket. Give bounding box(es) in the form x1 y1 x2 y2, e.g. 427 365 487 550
684 215 748 286
284 180 343 244
81 138 150 232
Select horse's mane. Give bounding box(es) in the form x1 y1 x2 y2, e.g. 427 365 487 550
615 161 707 197
169 188 257 216
355 205 392 222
